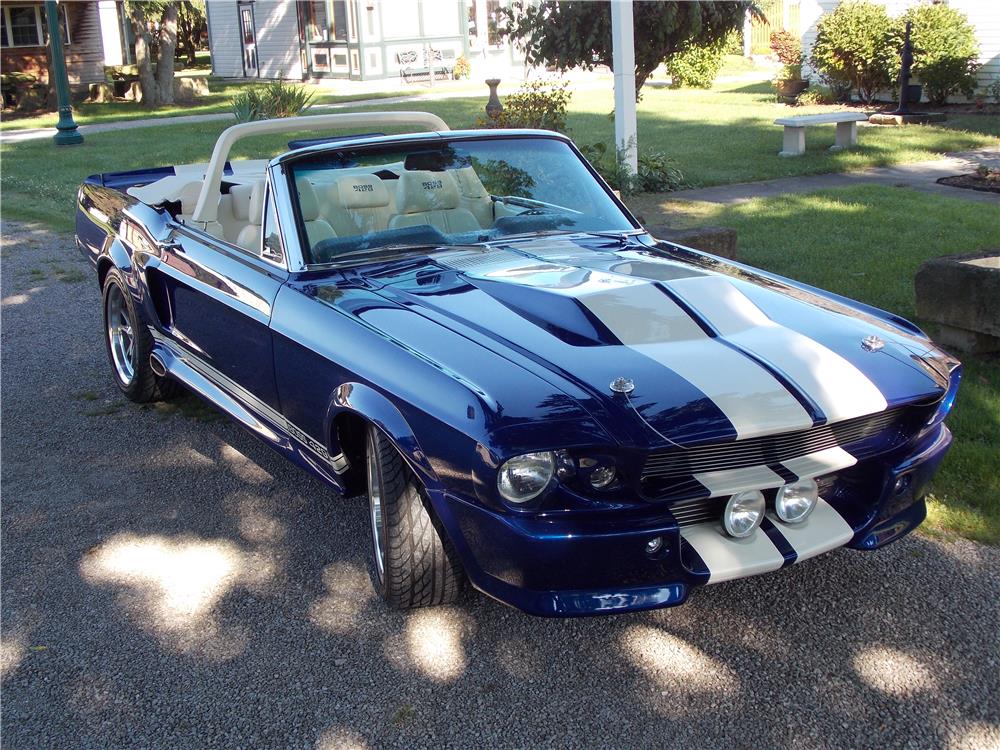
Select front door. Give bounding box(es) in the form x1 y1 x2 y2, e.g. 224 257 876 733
239 3 258 77
147 226 285 412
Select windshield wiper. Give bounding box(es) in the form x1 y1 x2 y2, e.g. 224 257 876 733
491 195 583 215
315 242 487 266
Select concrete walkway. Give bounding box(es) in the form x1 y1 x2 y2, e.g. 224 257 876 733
668 148 1000 206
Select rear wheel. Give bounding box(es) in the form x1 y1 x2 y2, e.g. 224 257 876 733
365 424 463 608
102 269 178 403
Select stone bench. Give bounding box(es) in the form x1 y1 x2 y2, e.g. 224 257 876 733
774 112 869 157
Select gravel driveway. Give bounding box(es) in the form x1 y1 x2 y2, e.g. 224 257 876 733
2 221 998 749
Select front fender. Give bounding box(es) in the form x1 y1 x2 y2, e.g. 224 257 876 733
326 382 438 484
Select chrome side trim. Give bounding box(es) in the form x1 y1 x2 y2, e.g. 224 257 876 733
150 331 349 474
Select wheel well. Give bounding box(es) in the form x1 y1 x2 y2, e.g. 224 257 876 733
96 257 114 290
333 412 368 495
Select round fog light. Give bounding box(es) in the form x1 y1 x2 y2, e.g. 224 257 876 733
590 465 616 489
645 536 663 554
723 490 766 538
775 478 818 523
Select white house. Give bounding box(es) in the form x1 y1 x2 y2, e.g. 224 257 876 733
799 0 1000 93
205 0 523 82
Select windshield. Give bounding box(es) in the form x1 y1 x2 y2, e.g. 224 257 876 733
286 136 636 264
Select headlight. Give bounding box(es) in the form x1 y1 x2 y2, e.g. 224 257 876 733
497 451 555 504
775 478 818 523
723 490 765 538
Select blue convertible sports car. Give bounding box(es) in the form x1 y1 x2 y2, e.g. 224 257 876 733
76 112 961 616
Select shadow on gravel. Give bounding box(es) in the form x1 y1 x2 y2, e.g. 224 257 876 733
2 224 998 749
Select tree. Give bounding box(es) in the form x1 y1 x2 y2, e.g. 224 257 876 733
501 1 757 99
177 1 207 66
126 1 179 107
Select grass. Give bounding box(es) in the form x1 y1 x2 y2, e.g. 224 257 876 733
0 77 483 132
650 185 1000 545
3 80 996 231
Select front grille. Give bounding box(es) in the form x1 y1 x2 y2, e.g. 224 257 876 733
643 406 907 482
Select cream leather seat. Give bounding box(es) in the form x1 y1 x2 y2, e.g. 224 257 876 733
324 174 393 237
234 181 265 254
451 167 494 227
295 179 337 250
388 171 481 234
177 181 223 239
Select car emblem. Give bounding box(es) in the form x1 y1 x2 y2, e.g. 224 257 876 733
862 335 885 352
610 376 635 394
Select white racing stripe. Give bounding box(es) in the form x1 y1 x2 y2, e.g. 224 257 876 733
668 276 888 422
580 282 814 439
781 446 858 479
767 498 855 562
693 464 784 497
680 523 785 584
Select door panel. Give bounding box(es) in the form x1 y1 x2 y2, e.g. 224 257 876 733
148 226 285 411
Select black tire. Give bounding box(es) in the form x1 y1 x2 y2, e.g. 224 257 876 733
102 268 179 403
365 425 463 608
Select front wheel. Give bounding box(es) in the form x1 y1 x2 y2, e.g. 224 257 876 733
365 425 463 608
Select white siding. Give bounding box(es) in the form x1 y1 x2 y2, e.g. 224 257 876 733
253 0 302 79
800 0 1000 96
206 0 244 78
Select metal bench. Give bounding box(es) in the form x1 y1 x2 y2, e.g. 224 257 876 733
397 49 452 84
774 112 870 157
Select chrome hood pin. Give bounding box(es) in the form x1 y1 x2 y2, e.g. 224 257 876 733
610 377 635 394
862 335 885 352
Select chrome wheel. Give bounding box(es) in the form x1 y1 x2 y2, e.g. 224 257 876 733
367 434 385 581
105 283 135 385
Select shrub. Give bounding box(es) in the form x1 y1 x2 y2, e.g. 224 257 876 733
810 0 896 104
770 30 804 80
901 3 980 106
664 38 727 89
797 87 836 106
453 55 471 80
478 77 572 132
722 28 744 57
986 78 1000 105
231 80 313 123
579 140 685 196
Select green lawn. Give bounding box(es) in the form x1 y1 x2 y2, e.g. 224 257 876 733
645 185 1000 545
0 77 482 132
3 81 996 231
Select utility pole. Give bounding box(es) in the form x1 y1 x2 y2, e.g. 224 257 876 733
45 0 83 146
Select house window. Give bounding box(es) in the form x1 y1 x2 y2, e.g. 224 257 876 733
486 0 503 47
0 4 71 48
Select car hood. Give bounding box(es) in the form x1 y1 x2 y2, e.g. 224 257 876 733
342 234 954 448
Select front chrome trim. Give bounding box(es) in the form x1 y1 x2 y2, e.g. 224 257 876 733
150 329 349 474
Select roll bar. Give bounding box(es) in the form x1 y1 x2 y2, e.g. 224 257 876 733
191 111 450 223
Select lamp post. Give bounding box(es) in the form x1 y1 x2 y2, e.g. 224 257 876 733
610 0 637 176
45 0 83 146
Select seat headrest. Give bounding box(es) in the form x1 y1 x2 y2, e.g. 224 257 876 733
451 167 490 199
396 170 460 215
247 181 266 226
296 179 322 221
230 183 255 221
179 181 204 214
330 174 391 209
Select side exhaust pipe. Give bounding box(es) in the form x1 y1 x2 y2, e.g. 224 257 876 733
149 352 167 377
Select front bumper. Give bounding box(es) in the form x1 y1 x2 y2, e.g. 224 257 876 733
431 424 952 617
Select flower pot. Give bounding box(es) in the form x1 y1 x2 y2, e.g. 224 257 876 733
775 79 809 98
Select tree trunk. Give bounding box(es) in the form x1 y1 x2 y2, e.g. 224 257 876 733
155 3 179 106
129 2 158 107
